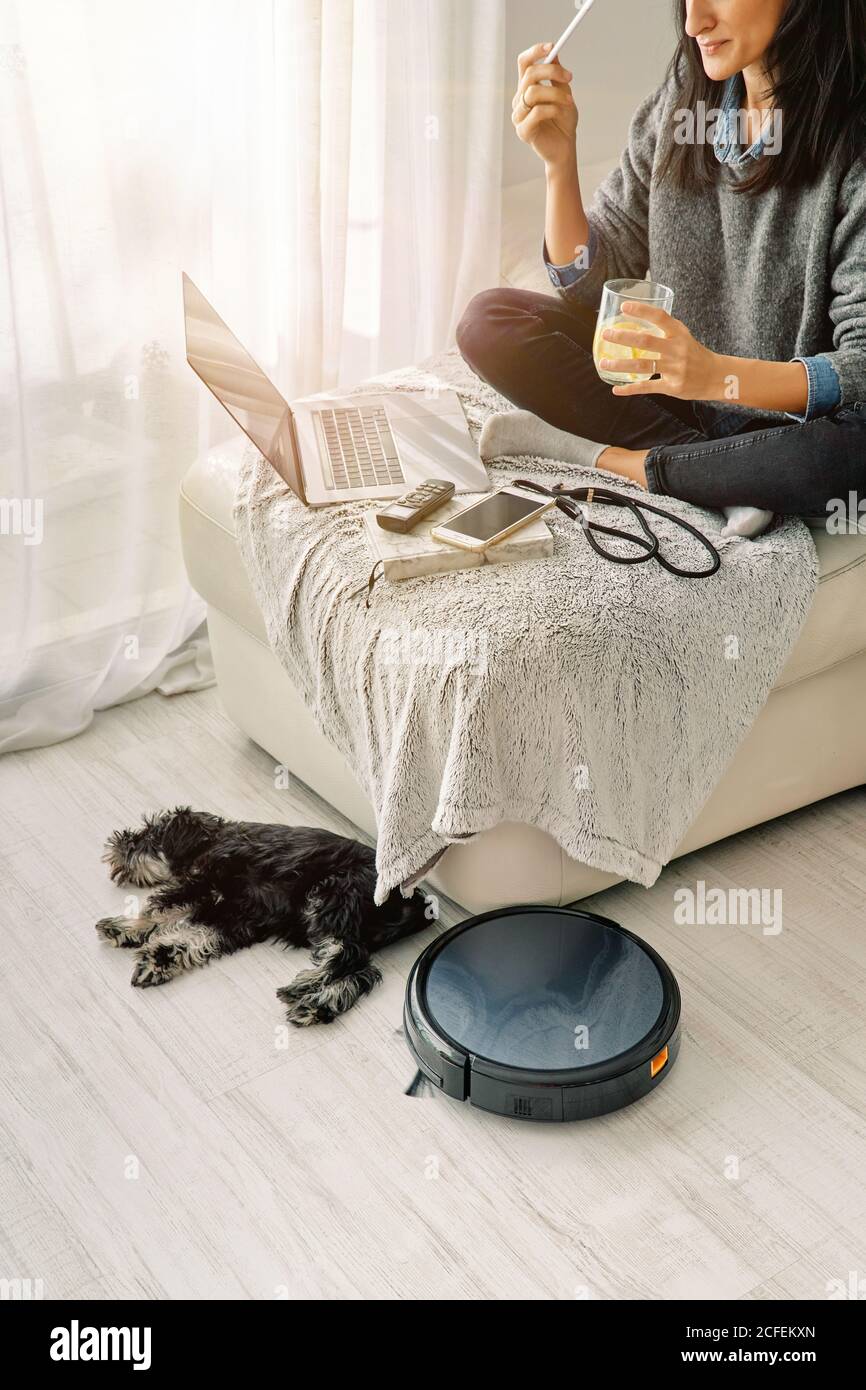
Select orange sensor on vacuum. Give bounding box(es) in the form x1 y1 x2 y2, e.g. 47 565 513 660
650 1046 669 1078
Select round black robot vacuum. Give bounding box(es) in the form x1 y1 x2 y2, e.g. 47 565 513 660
403 906 680 1121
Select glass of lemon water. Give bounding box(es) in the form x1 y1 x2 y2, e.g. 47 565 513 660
593 278 674 386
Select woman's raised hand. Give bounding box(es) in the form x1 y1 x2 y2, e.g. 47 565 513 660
512 42 578 171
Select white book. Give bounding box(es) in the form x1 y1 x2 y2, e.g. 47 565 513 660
362 496 554 582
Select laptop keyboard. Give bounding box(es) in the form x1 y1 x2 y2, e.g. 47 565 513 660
314 404 405 490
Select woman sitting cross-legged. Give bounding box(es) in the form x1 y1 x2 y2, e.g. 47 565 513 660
457 0 866 525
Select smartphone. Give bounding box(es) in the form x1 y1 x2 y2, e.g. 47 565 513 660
430 485 555 553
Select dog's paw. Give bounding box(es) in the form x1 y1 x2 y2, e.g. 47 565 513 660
96 916 154 948
276 980 336 1026
96 917 123 946
96 916 148 947
276 978 337 1027
276 964 383 1027
284 998 335 1027
130 943 181 988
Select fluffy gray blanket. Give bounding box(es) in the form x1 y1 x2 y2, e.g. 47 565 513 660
234 348 818 902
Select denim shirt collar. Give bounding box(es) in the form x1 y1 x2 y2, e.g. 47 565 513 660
713 73 766 166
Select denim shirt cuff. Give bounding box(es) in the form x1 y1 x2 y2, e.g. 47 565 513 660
785 355 843 422
543 222 597 289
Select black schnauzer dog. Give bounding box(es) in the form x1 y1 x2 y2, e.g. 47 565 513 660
96 808 436 1025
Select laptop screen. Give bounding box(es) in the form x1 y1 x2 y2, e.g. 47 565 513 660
182 273 304 500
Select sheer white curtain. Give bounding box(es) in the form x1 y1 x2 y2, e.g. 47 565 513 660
0 0 505 752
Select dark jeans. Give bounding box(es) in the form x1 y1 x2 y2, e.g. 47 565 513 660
456 287 866 516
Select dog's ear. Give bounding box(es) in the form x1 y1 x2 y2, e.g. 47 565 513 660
154 807 225 866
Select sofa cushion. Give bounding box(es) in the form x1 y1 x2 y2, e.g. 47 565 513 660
180 439 269 644
779 526 866 686
500 165 614 295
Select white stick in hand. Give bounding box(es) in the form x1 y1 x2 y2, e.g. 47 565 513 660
540 0 600 85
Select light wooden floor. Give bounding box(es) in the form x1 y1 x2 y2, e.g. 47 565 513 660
1 685 865 1301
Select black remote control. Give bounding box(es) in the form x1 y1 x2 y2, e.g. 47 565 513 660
375 479 456 534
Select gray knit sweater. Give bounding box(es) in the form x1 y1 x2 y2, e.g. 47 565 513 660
556 68 866 422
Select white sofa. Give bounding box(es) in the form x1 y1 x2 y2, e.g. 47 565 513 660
179 174 866 912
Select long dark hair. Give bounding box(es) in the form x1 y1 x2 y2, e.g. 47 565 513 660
658 0 866 193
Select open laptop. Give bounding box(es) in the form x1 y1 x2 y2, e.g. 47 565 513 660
182 273 490 506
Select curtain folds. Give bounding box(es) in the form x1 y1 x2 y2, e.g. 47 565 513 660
0 0 504 752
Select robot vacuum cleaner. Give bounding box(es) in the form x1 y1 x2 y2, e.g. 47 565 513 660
403 906 680 1122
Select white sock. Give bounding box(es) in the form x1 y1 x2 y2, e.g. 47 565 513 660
721 506 775 539
479 410 607 471
480 410 775 538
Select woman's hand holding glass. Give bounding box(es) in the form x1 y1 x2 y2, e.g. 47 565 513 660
598 302 724 402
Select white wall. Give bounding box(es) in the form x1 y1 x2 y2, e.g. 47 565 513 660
503 0 677 186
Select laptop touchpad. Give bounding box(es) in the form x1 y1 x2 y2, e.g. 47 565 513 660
391 412 489 492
